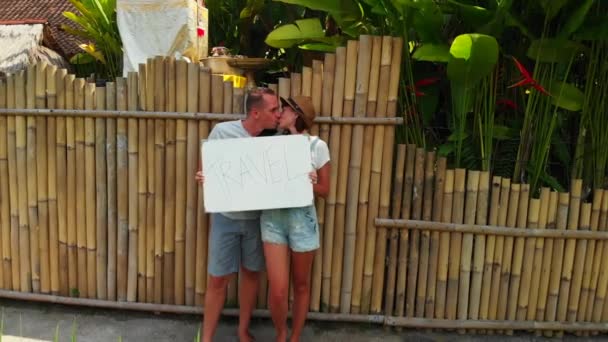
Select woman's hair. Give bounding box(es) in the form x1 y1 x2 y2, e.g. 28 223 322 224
295 116 309 132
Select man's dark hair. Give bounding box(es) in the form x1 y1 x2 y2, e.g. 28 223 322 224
244 87 276 115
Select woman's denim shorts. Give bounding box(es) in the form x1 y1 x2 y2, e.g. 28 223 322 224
260 205 320 252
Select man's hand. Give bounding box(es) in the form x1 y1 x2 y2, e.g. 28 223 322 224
196 170 205 184
308 170 318 184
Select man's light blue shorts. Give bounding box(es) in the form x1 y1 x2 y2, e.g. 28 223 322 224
208 213 265 277
260 205 320 252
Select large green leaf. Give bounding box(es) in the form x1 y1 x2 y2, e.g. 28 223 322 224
265 18 326 48
539 0 570 20
527 39 585 63
447 0 493 28
559 0 595 38
547 81 584 111
412 0 444 43
447 34 499 86
412 44 451 62
273 0 361 23
573 14 608 40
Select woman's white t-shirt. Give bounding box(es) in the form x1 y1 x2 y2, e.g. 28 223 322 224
308 135 330 170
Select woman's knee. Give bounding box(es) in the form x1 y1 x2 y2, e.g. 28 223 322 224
292 273 310 294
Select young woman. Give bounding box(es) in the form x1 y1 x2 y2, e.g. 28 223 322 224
261 96 330 342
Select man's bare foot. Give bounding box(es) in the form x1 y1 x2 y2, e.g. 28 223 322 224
238 329 255 342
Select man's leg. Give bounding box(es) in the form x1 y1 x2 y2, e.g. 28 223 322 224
238 266 261 341
203 274 232 342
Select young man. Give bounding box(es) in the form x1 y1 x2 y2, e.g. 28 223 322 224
196 87 281 342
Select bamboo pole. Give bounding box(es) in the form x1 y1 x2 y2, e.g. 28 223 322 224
144 60 155 303
64 75 76 296
84 82 97 299
598 191 608 327
136 93 147 303
435 170 455 319
46 66 59 295
479 177 501 326
127 72 139 302
185 62 199 306
0 80 11 290
516 197 539 321
116 77 129 302
6 75 21 292
27 65 41 294
290 72 302 97
544 192 570 337
73 77 88 298
488 178 510 324
527 189 550 322
384 145 406 316
340 35 372 313
469 171 489 327
416 151 435 318
583 190 605 322
395 144 415 320
174 60 188 306
446 169 466 320
425 157 447 318
568 203 591 322
457 170 480 332
195 67 211 306
153 57 166 304
592 191 608 325
301 67 312 97
351 36 382 315
93 86 107 300
535 191 558 324
371 37 402 314
105 81 117 301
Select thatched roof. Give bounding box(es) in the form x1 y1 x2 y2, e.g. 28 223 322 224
0 22 70 78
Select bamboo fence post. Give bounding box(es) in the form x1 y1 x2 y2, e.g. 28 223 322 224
0 80 10 290
555 180 582 336
488 178 510 325
405 148 425 319
290 72 302 97
116 77 129 302
105 81 117 301
341 35 372 314
395 144 415 320
137 82 147 303
527 188 550 321
27 65 41 294
93 86 107 301
195 67 211 306
516 197 540 321
592 190 608 326
478 176 500 329
599 191 608 326
351 35 382 315
544 192 570 337
322 50 345 313
144 59 155 303
434 169 455 319
568 203 591 323
425 157 447 319
583 190 605 322
416 151 436 318
384 145 406 316
535 191 558 325
506 183 530 334
371 37 402 314
457 170 480 332
174 60 188 306
153 57 166 304
445 169 466 321
469 171 489 328
84 82 97 299
15 70 32 293
126 72 139 302
46 66 59 295
64 74 76 296
73 77 88 298
6 74 21 292
360 37 390 314
301 67 312 97
185 62 199 306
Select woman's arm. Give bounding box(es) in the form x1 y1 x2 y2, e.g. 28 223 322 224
313 162 330 198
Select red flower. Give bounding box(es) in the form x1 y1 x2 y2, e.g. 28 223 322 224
508 57 550 96
197 27 205 37
407 77 440 97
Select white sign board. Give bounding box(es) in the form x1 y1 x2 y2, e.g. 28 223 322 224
202 135 314 213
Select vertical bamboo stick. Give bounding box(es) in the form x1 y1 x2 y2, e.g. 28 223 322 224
164 57 177 302
36 63 50 296
195 67 211 306
568 203 590 322
16 70 32 293
46 66 59 295
144 59 155 303
0 79 11 289
74 78 88 298
478 176 501 326
446 169 466 320
592 190 608 324
351 35 382 314
488 178 511 323
425 157 447 318
535 191 558 322
27 65 40 294
516 197 540 320
106 81 117 301
185 62 199 306
340 35 372 314
84 82 97 299
153 57 166 304
384 145 406 316
174 60 188 306
301 67 312 97
416 151 435 318
496 183 520 324
395 144 415 319
93 86 107 300
127 73 139 302
6 75 21 292
371 37 402 314
64 75 76 296
457 170 480 332
528 188 550 320
290 72 302 97
137 110 147 303
116 77 128 301
544 192 569 337
405 148 425 319
469 171 489 325
583 190 605 322
598 191 608 325
435 169 455 319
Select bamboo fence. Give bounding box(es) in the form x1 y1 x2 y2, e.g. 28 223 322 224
1 34 608 334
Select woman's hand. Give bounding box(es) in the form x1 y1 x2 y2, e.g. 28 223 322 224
195 170 205 184
308 170 318 184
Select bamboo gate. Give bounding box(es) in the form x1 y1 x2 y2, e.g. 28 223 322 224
1 35 608 335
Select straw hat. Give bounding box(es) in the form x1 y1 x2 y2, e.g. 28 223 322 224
280 96 316 129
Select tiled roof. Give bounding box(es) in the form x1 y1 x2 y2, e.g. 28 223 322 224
0 0 81 57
